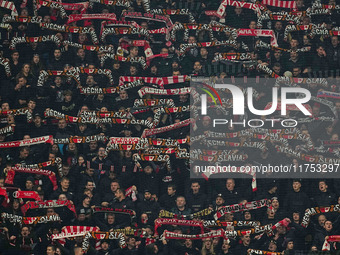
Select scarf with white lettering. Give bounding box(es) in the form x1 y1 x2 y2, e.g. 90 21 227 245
200 139 267 151
179 40 239 56
1 212 61 225
255 40 311 52
82 231 127 251
275 145 340 164
138 87 193 98
2 15 42 23
107 137 188 150
224 224 273 238
40 23 99 44
37 69 81 87
119 75 189 87
275 77 328 87
158 208 213 219
257 11 302 27
5 166 58 191
53 226 100 249
101 27 150 41
257 63 280 78
203 220 260 228
317 90 340 99
21 200 77 216
0 57 11 77
170 23 213 42
308 27 340 39
163 229 228 240
122 11 172 28
92 207 136 218
214 53 252 62
79 87 118 94
53 135 108 144
141 118 194 137
214 199 270 220
63 41 114 53
89 0 130 7
0 108 30 119
151 9 195 23
19 157 62 178
301 204 340 228
247 249 282 255
133 99 175 108
284 24 325 41
0 125 14 135
0 135 53 148
100 54 147 69
216 0 267 18
75 67 114 85
12 191 41 201
80 110 131 119
36 0 68 18
66 13 117 25
45 109 155 128
257 9 331 27
154 218 204 235
9 35 61 50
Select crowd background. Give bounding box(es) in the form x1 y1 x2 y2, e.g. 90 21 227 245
0 0 340 254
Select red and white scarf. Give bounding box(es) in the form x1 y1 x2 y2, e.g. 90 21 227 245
0 187 9 203
13 191 41 201
89 0 131 8
21 200 77 216
5 166 57 190
0 135 53 148
317 90 340 99
138 87 192 98
0 0 17 16
261 0 296 10
141 118 194 138
322 235 340 251
119 75 189 87
67 13 117 24
53 226 101 249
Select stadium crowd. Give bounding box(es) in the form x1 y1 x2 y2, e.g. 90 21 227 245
0 0 340 254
